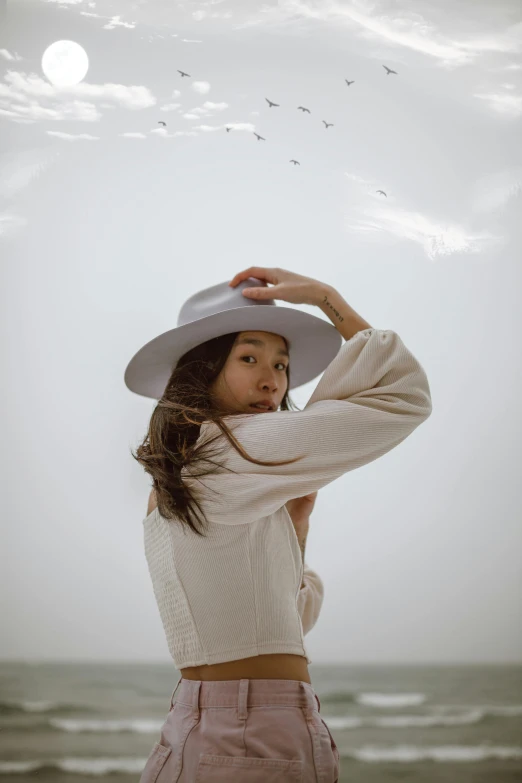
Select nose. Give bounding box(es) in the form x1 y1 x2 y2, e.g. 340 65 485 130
260 373 279 392
256 363 286 397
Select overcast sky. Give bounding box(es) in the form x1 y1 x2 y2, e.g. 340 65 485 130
1 0 521 666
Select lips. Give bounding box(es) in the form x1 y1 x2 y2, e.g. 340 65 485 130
252 399 275 410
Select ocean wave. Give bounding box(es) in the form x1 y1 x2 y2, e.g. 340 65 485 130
3 703 520 734
48 717 165 734
485 705 522 717
326 709 485 730
346 744 522 763
0 699 94 716
0 758 146 776
356 692 426 708
1 746 521 774
432 704 522 718
319 690 356 704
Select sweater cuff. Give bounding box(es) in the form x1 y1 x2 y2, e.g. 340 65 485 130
297 564 325 635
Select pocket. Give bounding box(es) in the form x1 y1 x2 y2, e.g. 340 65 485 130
305 715 340 783
195 753 303 782
320 716 340 775
139 742 172 783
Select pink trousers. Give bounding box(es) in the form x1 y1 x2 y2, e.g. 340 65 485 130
139 676 340 782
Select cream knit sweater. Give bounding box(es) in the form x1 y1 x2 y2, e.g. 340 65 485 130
143 328 432 668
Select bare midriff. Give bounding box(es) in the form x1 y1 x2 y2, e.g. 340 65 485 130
180 653 311 684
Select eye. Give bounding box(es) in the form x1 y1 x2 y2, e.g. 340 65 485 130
241 355 288 371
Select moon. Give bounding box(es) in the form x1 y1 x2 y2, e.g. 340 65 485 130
41 40 89 87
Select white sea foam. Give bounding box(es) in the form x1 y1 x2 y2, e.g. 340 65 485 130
432 704 522 718
2 746 521 774
357 692 426 708
0 699 59 713
0 758 147 775
348 744 522 763
325 709 485 730
49 717 164 734
47 704 522 734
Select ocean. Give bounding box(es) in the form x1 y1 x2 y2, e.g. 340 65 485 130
0 661 520 782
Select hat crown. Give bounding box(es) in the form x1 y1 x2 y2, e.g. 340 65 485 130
178 278 276 327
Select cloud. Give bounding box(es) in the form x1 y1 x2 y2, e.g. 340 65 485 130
343 170 504 260
184 101 228 116
471 167 522 213
0 70 156 123
0 49 23 62
472 89 522 117
0 213 28 240
233 1 522 70
187 122 253 133
46 131 100 140
101 16 136 31
345 205 502 260
159 103 182 112
344 172 377 188
192 81 211 94
0 147 62 198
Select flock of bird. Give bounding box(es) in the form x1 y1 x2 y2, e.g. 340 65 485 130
156 64 400 197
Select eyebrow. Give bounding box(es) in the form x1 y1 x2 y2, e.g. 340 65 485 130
235 337 289 359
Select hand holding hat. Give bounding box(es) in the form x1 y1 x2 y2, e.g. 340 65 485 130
229 267 325 307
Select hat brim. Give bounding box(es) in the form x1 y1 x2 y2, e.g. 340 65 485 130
124 305 342 400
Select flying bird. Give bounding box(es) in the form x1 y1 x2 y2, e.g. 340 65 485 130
265 98 280 108
254 133 266 141
157 121 167 127
345 79 355 86
382 65 397 75
290 160 300 166
177 70 190 77
225 126 232 132
297 106 311 113
322 121 334 129
376 190 387 197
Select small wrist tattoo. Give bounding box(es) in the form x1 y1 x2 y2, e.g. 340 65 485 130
322 294 344 323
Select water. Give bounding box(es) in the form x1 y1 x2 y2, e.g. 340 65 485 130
0 661 520 782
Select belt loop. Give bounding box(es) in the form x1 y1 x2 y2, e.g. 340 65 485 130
192 681 202 719
169 675 183 711
299 681 316 721
237 678 249 721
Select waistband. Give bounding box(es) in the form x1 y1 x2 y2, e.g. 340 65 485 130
169 677 322 720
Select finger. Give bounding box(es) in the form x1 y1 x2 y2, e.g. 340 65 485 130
229 267 277 287
242 284 279 298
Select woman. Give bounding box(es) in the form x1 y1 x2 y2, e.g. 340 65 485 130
125 267 432 782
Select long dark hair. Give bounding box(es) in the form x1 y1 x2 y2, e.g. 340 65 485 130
131 331 304 537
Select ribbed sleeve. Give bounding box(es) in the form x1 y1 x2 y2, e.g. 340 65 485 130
182 329 432 524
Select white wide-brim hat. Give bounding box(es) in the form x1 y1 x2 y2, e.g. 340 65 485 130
124 277 342 400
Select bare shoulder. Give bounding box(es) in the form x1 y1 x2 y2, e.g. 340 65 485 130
147 489 158 516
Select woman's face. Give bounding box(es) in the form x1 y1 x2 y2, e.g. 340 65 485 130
209 331 289 415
